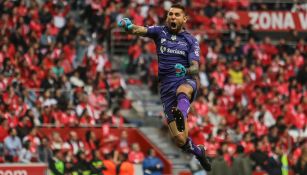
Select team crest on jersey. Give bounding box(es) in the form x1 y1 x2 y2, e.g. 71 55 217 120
171 35 176 40
161 38 166 44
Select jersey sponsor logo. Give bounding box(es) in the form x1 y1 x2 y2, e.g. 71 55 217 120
160 46 186 56
171 35 176 40
160 46 167 53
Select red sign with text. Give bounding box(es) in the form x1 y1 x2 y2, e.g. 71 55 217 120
0 164 47 175
227 11 307 31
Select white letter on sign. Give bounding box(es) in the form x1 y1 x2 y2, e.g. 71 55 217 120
4 171 12 175
284 12 295 29
271 12 283 29
259 12 271 29
298 13 307 30
14 170 27 175
0 170 27 175
249 12 259 29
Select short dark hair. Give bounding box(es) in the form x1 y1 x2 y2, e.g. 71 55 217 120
216 149 223 156
8 127 15 134
236 145 245 154
170 4 186 14
147 148 155 156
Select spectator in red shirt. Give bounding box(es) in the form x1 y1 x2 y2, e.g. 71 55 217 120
127 40 142 74
240 132 256 154
211 64 226 88
254 114 269 137
116 130 129 152
149 58 159 94
84 130 100 152
79 110 96 126
63 131 84 155
88 89 108 115
239 0 250 9
0 118 9 143
110 107 125 128
22 127 41 155
261 37 278 56
128 143 144 164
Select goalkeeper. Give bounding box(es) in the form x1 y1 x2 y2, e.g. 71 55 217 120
118 4 211 171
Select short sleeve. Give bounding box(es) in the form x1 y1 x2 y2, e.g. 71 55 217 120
145 26 162 39
188 38 200 62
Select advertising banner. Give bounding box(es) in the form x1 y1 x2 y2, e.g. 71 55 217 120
227 11 307 31
0 164 48 175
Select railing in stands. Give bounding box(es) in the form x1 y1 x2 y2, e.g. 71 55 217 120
38 126 173 175
37 123 137 128
110 28 136 57
249 0 305 3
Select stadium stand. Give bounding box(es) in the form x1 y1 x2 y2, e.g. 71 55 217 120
0 0 306 175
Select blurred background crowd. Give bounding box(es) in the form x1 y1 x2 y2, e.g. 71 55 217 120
0 0 306 175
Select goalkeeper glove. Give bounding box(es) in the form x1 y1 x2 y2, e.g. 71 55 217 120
117 18 133 31
174 63 187 77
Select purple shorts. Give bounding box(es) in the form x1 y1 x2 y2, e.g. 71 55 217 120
160 78 197 123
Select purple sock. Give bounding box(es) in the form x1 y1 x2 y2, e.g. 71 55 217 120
180 137 202 158
177 93 190 119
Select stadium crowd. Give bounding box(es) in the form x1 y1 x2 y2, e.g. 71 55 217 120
0 0 306 175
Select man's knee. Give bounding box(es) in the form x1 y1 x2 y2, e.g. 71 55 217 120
172 133 187 146
176 84 193 99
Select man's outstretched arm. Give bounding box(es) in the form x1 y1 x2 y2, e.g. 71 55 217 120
129 25 147 36
118 18 147 36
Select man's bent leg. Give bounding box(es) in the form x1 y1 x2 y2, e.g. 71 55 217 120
168 120 202 158
171 107 186 132
170 83 211 171
176 84 193 118
172 84 193 132
169 81 203 158
168 120 211 171
168 121 186 146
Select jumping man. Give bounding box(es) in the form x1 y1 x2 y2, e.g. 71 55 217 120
118 4 211 171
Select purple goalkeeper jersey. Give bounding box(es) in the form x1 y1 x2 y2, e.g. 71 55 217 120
145 26 200 83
